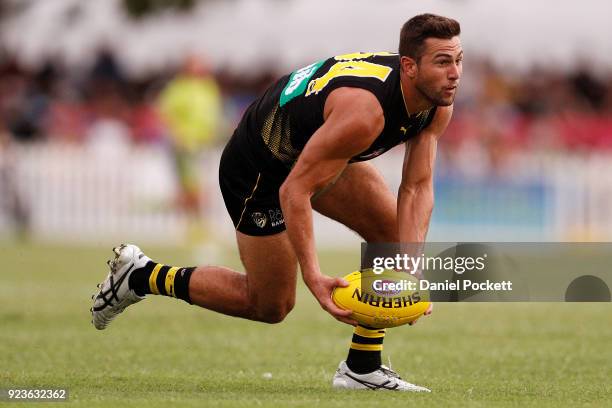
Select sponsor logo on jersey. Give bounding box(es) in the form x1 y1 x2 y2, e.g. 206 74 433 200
280 60 325 107
251 212 267 228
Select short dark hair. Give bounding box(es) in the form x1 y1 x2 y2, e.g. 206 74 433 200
399 14 461 61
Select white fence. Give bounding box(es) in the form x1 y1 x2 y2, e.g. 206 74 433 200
1 144 611 246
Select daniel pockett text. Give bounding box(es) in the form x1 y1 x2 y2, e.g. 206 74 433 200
372 279 513 292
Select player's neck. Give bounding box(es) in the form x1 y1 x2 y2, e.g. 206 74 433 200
400 73 433 115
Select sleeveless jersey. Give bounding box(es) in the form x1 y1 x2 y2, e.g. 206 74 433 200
240 52 437 169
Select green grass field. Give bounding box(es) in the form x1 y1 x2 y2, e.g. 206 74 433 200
1 242 611 407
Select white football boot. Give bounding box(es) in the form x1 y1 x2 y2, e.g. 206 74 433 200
91 244 150 330
332 361 431 392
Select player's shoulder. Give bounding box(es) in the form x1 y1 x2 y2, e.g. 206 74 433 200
326 86 382 111
325 87 384 137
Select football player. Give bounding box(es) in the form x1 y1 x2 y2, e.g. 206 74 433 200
92 13 462 392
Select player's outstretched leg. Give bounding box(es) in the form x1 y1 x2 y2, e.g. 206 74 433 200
91 231 298 329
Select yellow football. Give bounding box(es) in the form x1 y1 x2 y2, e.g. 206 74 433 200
332 269 430 328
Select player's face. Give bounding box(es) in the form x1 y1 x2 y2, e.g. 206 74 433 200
414 36 463 106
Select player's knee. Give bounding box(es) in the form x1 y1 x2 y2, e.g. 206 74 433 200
259 310 287 324
254 298 295 324
363 218 398 242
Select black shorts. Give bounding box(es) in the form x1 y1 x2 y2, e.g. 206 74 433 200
219 125 291 236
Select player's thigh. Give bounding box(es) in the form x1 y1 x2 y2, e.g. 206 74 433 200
312 161 398 242
236 230 298 315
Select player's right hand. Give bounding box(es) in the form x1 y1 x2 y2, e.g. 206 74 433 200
304 274 358 326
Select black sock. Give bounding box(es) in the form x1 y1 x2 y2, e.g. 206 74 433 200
128 261 195 304
346 325 385 374
128 261 155 296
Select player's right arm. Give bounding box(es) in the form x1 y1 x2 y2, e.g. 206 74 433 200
279 87 384 325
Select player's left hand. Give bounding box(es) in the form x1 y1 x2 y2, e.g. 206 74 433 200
304 273 358 326
408 302 433 326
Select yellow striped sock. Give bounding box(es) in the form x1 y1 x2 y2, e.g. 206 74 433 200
346 326 386 373
165 267 179 297
148 263 164 295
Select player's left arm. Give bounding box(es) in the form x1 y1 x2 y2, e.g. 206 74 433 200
398 105 453 243
398 106 452 322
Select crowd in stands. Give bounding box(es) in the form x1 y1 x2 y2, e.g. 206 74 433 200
1 51 611 157
0 51 268 148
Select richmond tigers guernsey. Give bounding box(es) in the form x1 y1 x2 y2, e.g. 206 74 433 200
240 52 435 169
219 51 437 235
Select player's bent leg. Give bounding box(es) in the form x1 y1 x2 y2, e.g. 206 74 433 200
239 231 298 322
188 231 298 324
312 162 431 390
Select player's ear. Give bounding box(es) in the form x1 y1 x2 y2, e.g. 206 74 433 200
400 56 417 79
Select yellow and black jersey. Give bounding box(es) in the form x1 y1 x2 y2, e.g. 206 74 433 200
239 52 437 170
219 52 438 235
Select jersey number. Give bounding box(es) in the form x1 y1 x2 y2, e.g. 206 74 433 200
305 52 394 97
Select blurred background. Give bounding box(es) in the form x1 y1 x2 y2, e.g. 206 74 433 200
1 0 612 251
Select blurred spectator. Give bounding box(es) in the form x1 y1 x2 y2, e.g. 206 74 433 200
0 61 50 142
571 66 607 110
129 81 167 145
85 51 133 155
0 126 30 240
157 54 222 246
158 55 222 152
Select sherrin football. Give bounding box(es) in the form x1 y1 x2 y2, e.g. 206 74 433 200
332 269 430 328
